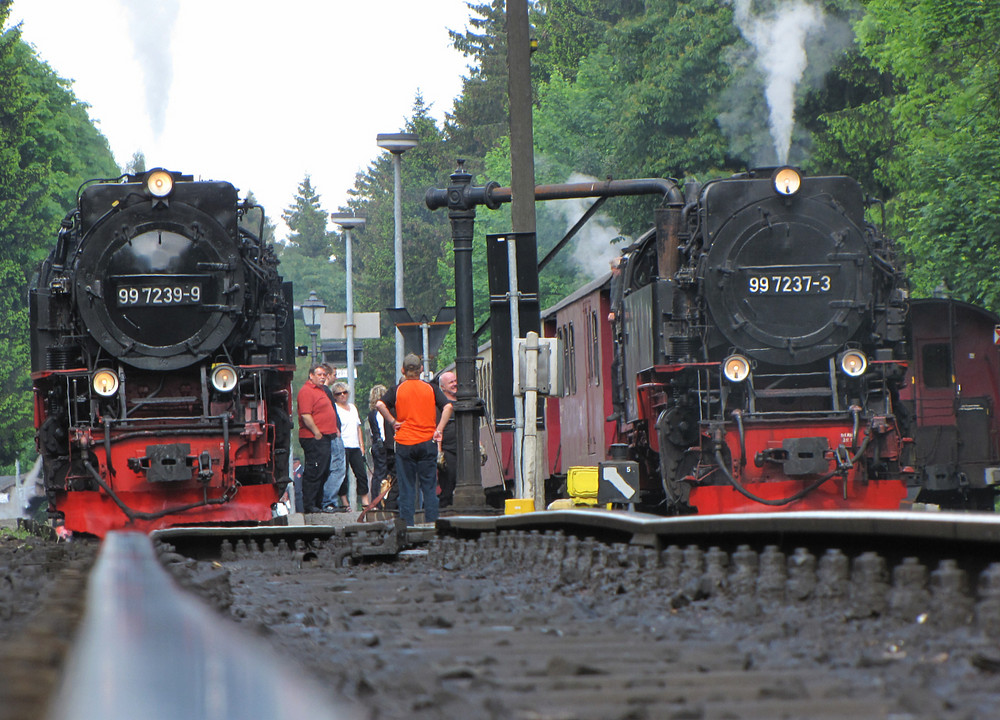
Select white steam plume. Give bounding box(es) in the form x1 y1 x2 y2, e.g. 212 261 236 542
731 0 824 164
547 173 627 280
120 0 180 138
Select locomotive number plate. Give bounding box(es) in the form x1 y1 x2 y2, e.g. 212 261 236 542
747 274 832 294
117 284 203 306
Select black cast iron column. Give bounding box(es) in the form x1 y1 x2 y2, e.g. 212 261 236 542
426 161 499 509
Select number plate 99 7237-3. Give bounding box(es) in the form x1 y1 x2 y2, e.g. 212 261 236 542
747 274 832 294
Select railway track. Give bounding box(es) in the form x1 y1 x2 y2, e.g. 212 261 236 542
3 510 1000 719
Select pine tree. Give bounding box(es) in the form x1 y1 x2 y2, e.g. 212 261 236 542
283 176 333 259
278 176 345 313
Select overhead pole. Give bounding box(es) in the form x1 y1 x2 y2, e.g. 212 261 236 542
506 0 541 509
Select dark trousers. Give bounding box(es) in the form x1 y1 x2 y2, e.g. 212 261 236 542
395 440 439 526
300 436 331 512
344 446 370 496
438 448 457 507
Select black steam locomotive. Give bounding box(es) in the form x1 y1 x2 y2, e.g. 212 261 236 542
610 166 916 512
30 169 296 535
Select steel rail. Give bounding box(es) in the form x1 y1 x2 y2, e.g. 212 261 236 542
437 509 1000 557
47 532 361 720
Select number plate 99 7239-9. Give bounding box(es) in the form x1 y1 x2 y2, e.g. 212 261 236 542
117 284 202 306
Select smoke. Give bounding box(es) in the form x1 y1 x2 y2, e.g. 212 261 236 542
545 173 627 280
120 0 180 138
724 0 848 165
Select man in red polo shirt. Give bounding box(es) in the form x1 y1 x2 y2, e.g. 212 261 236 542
297 364 339 513
376 354 453 526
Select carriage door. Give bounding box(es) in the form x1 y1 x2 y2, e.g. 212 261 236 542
915 337 995 485
912 339 959 475
583 300 601 455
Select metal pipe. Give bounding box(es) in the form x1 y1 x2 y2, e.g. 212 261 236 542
488 178 683 205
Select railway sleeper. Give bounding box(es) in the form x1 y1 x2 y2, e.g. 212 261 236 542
428 530 1000 635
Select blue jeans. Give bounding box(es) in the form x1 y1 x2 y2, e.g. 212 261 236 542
323 434 346 507
395 440 439 526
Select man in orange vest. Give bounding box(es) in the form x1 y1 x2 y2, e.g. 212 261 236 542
376 354 453 526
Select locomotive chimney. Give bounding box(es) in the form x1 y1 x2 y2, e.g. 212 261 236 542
655 202 683 281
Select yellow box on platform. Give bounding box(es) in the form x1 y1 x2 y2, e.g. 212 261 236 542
567 466 599 499
505 498 535 514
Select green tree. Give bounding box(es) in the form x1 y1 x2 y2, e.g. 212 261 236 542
533 0 643 82
348 98 456 388
278 176 344 312
0 2 118 468
125 151 146 174
447 0 513 161
857 0 1000 307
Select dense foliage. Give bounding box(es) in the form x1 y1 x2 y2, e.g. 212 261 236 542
2 0 999 468
0 1 118 468
857 0 1000 305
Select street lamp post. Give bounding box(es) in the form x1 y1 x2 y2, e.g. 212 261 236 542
376 132 418 374
301 290 325 365
330 213 366 403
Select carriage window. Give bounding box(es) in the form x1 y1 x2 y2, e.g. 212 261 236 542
590 310 600 386
556 325 569 397
568 322 577 396
922 343 952 388
476 359 492 427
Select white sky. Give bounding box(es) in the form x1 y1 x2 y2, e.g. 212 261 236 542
10 0 472 240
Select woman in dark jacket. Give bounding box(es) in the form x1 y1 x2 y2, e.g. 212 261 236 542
367 384 396 509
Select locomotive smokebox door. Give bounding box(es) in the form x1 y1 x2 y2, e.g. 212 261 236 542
597 461 640 504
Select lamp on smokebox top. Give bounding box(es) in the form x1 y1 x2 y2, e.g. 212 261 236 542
301 291 325 365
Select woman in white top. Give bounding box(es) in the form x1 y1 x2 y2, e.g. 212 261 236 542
332 382 370 509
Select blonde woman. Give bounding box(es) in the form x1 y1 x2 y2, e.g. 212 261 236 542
332 382 370 509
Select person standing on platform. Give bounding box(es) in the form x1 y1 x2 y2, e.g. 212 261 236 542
376 354 453 526
332 381 370 510
436 371 458 507
367 384 396 509
291 457 304 513
320 363 347 510
296 364 337 513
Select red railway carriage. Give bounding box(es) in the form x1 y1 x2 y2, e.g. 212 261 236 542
543 275 617 475
30 170 295 536
900 299 1000 509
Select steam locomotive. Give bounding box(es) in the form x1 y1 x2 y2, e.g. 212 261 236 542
533 167 1000 513
29 169 296 536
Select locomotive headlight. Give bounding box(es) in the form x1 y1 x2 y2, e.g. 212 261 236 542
839 350 868 377
773 167 802 196
146 170 174 198
210 363 238 392
92 369 120 397
723 354 751 383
